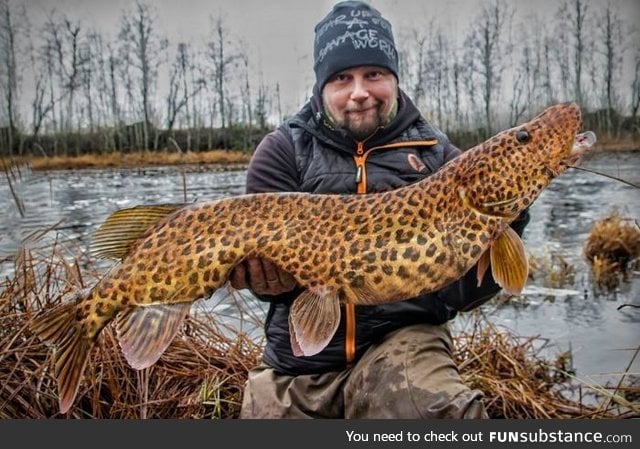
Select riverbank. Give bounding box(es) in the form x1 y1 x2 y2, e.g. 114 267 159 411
12 149 252 171
3 136 638 172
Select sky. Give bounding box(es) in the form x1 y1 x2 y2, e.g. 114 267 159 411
13 0 640 117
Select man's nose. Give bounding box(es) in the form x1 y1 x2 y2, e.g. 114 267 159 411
349 77 370 101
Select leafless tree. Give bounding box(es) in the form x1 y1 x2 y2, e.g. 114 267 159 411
464 0 513 135
0 0 24 153
509 17 545 125
206 14 241 130
45 15 86 136
118 0 168 149
631 47 640 119
594 3 624 134
166 42 205 134
397 27 429 110
557 0 590 107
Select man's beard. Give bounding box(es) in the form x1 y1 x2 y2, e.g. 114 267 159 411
338 105 390 140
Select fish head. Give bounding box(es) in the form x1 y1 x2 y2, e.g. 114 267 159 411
457 102 595 219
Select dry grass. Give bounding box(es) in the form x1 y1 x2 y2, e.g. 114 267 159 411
0 229 637 419
528 252 576 289
584 210 640 292
0 232 261 419
453 314 637 418
20 150 251 171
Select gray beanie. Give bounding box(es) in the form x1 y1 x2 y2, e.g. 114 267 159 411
313 1 399 91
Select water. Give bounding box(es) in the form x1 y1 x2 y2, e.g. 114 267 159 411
1 152 639 392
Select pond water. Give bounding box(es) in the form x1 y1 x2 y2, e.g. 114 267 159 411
1 151 639 395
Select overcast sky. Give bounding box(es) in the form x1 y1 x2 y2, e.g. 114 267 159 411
15 0 640 114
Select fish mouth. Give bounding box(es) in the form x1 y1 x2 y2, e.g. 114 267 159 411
565 130 597 165
571 131 597 155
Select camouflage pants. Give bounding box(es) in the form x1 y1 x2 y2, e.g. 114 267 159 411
239 323 488 419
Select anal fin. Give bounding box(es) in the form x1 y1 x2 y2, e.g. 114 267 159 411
288 288 341 357
116 302 191 369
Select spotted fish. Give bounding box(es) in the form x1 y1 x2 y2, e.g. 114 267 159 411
31 102 595 413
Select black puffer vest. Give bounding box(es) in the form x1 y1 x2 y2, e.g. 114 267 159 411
257 89 504 375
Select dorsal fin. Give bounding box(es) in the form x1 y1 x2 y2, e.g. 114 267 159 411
90 204 185 260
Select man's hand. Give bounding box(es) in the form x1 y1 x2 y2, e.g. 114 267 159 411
229 257 297 296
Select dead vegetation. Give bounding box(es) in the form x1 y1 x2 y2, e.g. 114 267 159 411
0 229 637 419
16 149 251 171
454 315 638 418
584 210 640 292
0 234 261 418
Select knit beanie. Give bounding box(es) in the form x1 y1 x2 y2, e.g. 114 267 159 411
313 1 399 91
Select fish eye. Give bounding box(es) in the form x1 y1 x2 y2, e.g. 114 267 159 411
516 130 530 143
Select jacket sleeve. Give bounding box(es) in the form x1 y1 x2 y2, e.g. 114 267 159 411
245 126 300 194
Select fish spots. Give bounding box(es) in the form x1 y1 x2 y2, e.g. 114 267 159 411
218 250 237 265
470 245 482 259
397 265 411 279
425 243 437 257
395 229 414 244
402 247 421 262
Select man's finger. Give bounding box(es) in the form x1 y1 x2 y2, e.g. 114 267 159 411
262 259 282 284
229 262 248 290
277 269 297 290
246 257 268 290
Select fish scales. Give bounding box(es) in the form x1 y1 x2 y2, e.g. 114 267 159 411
31 102 595 413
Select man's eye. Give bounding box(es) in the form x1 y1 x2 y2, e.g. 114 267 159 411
333 74 349 82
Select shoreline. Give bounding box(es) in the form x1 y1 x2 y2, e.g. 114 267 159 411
3 140 638 172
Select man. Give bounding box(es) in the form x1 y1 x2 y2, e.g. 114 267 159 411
231 1 529 418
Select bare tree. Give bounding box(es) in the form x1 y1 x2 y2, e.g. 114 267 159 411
541 35 557 106
254 79 270 130
595 3 624 134
243 54 253 127
397 27 429 110
166 42 205 134
118 0 168 149
206 14 240 131
557 0 590 107
509 17 545 125
631 47 640 119
0 0 23 153
46 16 85 134
464 0 513 135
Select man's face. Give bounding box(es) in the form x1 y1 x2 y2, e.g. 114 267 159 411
322 66 397 140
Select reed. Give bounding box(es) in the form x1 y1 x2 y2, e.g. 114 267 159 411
584 210 640 292
21 150 251 171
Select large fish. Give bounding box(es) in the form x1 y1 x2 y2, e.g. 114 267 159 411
32 102 595 413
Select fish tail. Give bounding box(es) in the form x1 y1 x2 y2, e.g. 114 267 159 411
31 296 93 414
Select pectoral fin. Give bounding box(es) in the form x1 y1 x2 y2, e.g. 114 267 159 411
288 288 341 357
116 302 191 369
489 226 529 294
